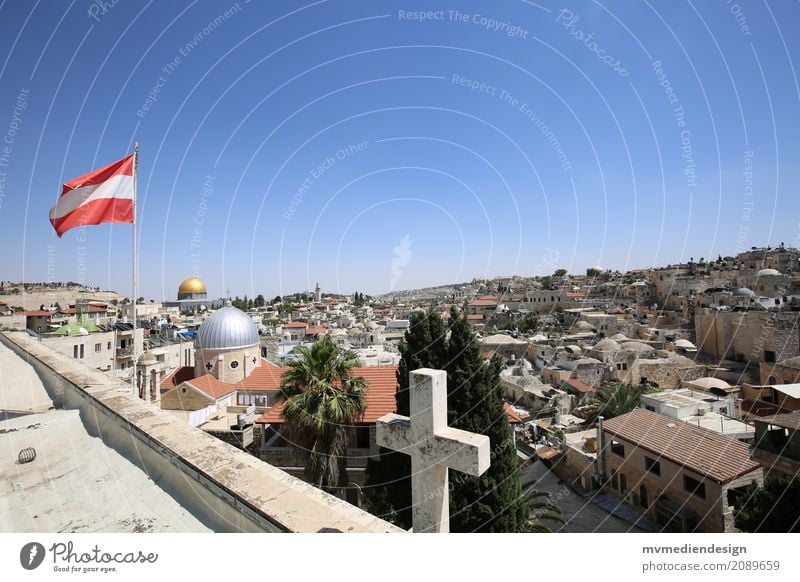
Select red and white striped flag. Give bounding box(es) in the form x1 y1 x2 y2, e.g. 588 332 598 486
49 154 134 237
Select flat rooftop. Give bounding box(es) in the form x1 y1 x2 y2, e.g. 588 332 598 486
0 341 209 533
1 332 402 533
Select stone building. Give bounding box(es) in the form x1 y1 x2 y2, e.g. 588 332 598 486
695 309 782 365
760 355 800 387
601 409 763 532
750 411 800 478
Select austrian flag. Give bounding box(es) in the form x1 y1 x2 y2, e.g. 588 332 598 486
49 154 135 237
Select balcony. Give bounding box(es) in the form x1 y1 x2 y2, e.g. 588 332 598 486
116 346 134 358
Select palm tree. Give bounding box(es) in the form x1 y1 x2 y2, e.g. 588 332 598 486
278 338 367 496
524 488 565 532
585 383 643 422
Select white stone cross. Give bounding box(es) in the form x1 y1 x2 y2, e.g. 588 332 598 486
376 368 490 533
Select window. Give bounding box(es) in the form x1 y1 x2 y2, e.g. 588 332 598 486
95 343 101 352
684 475 706 499
611 440 625 457
640 485 649 508
79 344 84 359
622 363 628 371
230 360 239 369
619 473 628 493
645 405 655 412
73 345 79 359
107 341 111 350
764 350 776 363
645 456 661 476
356 426 371 449
610 469 618 490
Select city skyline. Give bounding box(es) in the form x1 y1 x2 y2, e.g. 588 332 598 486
1 2 798 299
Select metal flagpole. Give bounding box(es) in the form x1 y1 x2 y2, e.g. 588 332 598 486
131 143 139 398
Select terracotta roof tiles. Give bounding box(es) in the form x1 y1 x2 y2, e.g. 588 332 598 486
602 408 760 484
256 366 398 425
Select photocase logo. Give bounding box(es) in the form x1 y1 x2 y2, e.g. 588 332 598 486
19 542 46 570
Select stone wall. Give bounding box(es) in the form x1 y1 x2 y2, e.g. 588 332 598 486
772 312 800 361
0 332 401 533
602 433 762 533
549 445 595 493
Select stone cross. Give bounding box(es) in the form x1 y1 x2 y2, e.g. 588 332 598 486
376 368 490 533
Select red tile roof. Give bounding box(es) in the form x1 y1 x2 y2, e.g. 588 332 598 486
306 326 327 336
59 306 107 314
161 359 285 392
256 366 398 425
284 321 308 328
467 314 485 320
602 408 761 483
504 402 530 424
563 378 594 394
23 310 54 316
468 296 499 306
186 375 237 400
161 366 196 389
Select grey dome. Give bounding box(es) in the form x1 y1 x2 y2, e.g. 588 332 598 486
197 302 259 349
593 338 621 352
757 268 780 276
733 287 756 298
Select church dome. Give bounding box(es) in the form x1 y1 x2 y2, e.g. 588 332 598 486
733 287 756 298
197 302 259 349
178 276 207 295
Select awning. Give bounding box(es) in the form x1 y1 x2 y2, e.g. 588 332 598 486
770 384 800 400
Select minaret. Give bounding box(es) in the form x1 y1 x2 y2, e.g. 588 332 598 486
315 282 321 303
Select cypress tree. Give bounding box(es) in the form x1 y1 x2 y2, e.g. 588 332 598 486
445 307 530 532
364 308 447 528
365 307 538 532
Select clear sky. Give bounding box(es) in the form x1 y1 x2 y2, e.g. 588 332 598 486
0 1 798 300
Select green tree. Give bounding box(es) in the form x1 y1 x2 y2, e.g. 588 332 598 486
277 338 367 495
734 476 800 532
445 308 531 532
586 267 602 277
525 489 566 533
254 294 265 307
553 269 568 277
364 308 448 528
365 308 552 532
585 383 643 422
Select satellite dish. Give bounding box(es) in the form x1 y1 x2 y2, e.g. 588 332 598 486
79 327 89 336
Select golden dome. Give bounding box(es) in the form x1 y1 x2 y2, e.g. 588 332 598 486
178 277 207 295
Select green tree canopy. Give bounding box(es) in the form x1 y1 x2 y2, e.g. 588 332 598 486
734 475 800 532
584 383 643 422
278 338 367 494
365 308 556 532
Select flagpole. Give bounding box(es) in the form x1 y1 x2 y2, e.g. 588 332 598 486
132 143 139 398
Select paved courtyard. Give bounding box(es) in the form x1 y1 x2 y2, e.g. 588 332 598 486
522 460 648 533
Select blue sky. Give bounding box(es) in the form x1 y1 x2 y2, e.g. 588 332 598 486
0 0 798 299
